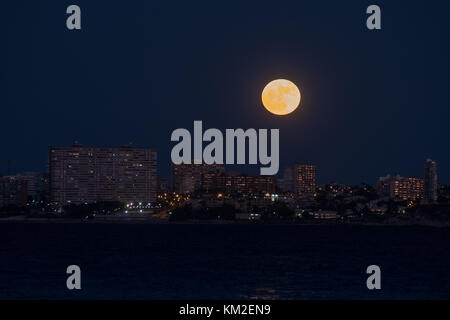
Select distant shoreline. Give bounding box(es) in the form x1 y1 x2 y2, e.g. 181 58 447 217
0 216 448 227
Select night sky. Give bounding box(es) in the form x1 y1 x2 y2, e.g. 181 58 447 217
2 0 449 185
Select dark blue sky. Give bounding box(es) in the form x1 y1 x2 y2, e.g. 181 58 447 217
2 0 449 184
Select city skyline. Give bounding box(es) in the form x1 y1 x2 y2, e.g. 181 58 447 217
0 141 442 208
0 141 446 187
0 131 447 186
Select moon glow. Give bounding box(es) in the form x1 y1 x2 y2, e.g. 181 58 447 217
261 79 301 115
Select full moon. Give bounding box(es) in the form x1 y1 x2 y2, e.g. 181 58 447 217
261 79 301 115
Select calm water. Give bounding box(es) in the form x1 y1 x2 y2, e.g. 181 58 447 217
0 223 449 299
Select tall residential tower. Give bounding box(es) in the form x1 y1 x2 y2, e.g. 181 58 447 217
424 159 438 202
294 164 317 197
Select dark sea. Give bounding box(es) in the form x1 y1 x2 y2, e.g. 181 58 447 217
0 223 449 300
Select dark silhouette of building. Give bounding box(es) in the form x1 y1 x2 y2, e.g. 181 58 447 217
279 167 294 192
157 178 169 194
0 176 28 207
15 172 49 200
172 163 225 194
424 159 438 202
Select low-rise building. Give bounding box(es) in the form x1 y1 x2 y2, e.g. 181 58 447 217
313 210 338 219
0 176 28 207
376 175 424 201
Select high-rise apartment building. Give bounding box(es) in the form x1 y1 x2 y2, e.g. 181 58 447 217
293 164 317 197
49 143 157 205
424 159 438 202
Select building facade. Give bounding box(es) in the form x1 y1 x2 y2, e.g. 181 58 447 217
219 172 276 195
172 164 277 195
0 176 28 207
293 164 317 197
49 143 157 205
424 159 438 202
278 167 294 193
376 175 424 201
172 163 225 194
14 172 49 200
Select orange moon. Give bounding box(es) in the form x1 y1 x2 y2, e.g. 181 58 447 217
261 79 301 115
